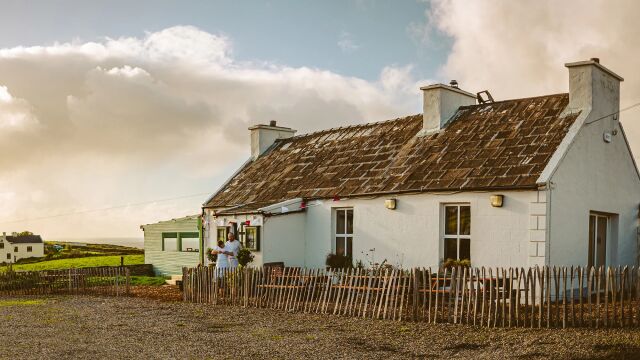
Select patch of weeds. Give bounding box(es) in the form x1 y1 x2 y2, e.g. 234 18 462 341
398 326 410 333
271 335 284 341
305 335 318 341
0 299 46 307
176 323 186 327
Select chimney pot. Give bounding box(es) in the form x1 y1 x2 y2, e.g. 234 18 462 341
269 120 277 127
590 57 600 63
449 80 458 88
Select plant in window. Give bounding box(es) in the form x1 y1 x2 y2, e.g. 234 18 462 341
325 253 353 269
442 258 471 270
237 248 254 267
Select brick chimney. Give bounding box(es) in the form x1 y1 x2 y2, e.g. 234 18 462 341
565 58 623 119
420 83 476 135
249 120 296 160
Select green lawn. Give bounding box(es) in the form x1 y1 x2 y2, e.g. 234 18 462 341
7 255 144 272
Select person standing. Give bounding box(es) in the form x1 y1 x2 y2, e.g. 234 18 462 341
211 240 229 272
225 232 242 268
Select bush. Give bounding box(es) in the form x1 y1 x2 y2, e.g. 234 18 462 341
442 258 471 269
206 248 217 263
237 248 254 267
325 253 353 269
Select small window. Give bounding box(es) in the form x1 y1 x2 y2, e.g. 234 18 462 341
162 233 178 252
0 242 3 249
180 233 200 252
27 246 32 252
243 226 260 251
334 208 354 257
6 253 10 260
14 246 18 253
443 204 471 261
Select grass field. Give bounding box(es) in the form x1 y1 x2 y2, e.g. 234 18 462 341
7 255 144 272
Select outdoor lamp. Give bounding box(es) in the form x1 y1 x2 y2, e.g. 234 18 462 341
490 194 504 207
385 198 397 210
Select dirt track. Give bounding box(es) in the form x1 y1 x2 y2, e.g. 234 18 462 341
1 295 639 359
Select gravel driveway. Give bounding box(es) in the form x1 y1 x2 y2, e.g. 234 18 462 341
1 295 639 359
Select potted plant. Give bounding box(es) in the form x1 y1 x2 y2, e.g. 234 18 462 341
237 248 254 267
325 253 353 269
206 248 217 267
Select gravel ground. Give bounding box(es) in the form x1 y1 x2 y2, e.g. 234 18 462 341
1 295 640 360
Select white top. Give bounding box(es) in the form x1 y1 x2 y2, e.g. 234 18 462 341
225 240 241 268
214 245 229 269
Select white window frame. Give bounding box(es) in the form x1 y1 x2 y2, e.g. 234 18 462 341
334 208 354 257
442 204 471 261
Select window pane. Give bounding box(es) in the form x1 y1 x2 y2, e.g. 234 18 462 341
245 227 258 250
445 206 458 235
460 206 471 235
588 215 596 268
217 228 227 243
336 210 345 234
346 237 353 258
459 238 470 261
346 209 354 234
181 237 199 252
336 237 345 256
444 238 457 261
164 237 178 252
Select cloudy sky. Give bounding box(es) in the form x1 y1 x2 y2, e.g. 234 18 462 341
1 0 639 240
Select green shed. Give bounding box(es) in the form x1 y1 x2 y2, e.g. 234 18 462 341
141 215 202 276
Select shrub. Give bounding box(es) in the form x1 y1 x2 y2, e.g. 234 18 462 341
325 253 353 269
237 248 254 267
206 248 217 263
442 258 471 269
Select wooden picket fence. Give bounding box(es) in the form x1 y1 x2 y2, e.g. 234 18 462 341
0 267 130 296
183 265 640 328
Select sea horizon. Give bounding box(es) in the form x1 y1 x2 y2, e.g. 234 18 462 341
48 237 144 249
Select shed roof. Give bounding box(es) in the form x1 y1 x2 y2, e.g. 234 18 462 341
205 93 579 209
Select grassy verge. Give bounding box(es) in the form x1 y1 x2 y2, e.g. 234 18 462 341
6 255 144 272
129 276 167 286
0 299 46 307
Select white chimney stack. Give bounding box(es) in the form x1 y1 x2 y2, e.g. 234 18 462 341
249 120 296 160
565 58 623 119
420 83 476 134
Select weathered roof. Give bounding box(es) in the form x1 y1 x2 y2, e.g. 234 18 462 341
205 94 579 209
140 215 199 228
5 235 43 244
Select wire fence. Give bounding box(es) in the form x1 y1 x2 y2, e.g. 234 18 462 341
183 265 640 328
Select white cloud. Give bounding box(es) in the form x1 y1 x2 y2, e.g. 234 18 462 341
337 31 361 53
0 25 420 238
426 0 640 155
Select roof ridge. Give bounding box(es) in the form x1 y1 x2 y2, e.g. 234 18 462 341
277 113 422 142
460 92 568 109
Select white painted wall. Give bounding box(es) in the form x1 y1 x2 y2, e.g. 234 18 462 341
548 117 640 267
302 191 536 269
546 60 640 267
0 238 44 263
263 212 305 267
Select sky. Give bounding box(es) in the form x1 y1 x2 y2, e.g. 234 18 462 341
0 0 639 239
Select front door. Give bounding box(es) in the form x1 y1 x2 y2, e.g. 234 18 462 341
588 213 608 268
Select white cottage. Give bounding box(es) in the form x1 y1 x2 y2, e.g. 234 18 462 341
0 233 44 263
203 59 640 269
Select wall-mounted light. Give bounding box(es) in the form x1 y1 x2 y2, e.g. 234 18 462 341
490 194 504 207
385 198 397 210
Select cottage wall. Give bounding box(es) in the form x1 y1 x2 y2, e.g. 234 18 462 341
548 118 640 267
0 239 44 263
302 191 537 269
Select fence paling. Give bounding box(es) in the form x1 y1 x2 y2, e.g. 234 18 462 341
181 265 640 328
